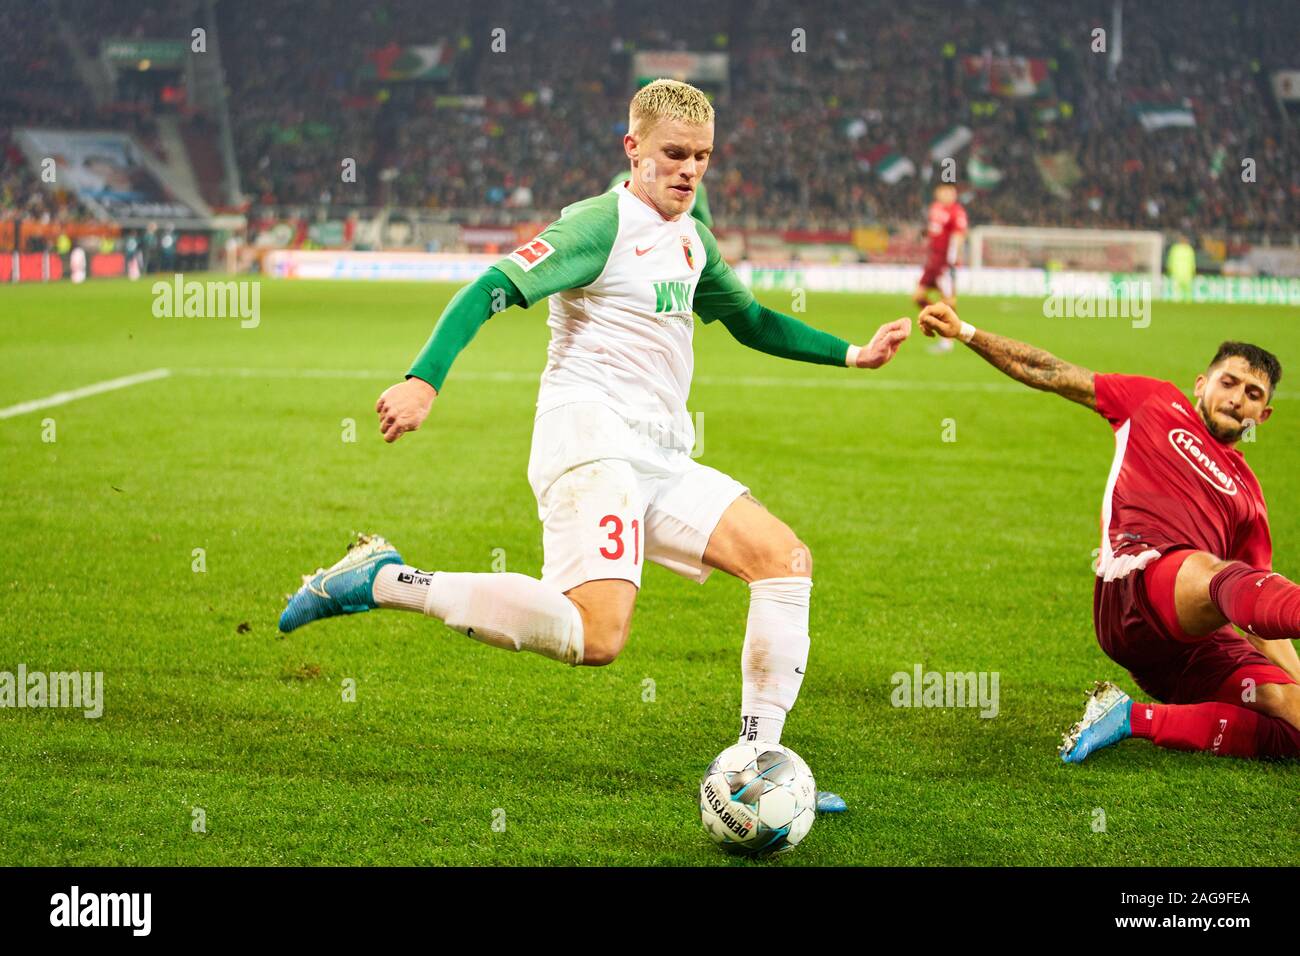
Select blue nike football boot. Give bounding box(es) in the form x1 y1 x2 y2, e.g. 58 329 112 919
279 533 403 633
1060 680 1132 764
815 791 848 814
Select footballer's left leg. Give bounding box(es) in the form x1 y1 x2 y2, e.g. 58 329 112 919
1124 655 1300 758
641 470 844 811
645 473 814 740
699 493 845 812
1063 631 1300 763
1124 687 1300 760
702 493 813 747
1059 680 1133 763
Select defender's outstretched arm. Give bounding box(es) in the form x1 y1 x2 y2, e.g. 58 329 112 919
918 303 1096 409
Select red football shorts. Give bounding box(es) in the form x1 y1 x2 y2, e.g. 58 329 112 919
1093 548 1295 704
918 254 954 298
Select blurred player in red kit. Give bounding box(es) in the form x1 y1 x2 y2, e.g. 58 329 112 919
919 302 1300 762
914 184 967 354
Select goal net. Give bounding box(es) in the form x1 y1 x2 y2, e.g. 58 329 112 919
969 226 1163 280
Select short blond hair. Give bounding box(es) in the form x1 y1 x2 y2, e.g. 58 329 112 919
629 79 714 137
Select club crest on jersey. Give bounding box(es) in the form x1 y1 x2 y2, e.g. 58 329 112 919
508 238 555 272
1167 428 1238 495
681 236 695 270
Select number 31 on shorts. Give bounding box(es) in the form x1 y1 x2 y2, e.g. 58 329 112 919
598 514 640 564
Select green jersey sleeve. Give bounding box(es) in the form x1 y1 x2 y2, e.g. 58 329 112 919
714 299 852 368
406 266 526 391
692 222 755 323
693 222 849 367
494 190 619 307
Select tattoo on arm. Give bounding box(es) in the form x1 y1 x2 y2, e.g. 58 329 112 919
967 330 1097 409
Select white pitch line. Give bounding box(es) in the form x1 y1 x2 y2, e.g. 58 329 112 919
176 366 394 380
0 368 172 420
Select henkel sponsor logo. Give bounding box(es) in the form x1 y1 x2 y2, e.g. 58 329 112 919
1168 428 1238 495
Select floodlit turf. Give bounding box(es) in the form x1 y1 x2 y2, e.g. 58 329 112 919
1 276 1296 865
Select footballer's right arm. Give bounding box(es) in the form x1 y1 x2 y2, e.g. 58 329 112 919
917 303 1097 410
377 266 525 443
379 199 615 443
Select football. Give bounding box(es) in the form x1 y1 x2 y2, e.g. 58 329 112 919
699 742 816 856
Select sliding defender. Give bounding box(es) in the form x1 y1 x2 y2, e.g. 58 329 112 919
919 302 1300 762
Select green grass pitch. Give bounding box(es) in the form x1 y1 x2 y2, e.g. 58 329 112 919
1 277 1296 865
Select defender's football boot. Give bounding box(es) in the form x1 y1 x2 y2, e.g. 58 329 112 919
1060 680 1132 764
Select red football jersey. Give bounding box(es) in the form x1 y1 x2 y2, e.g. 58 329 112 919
1093 374 1271 582
926 201 967 261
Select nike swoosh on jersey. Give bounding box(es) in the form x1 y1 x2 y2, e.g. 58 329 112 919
634 244 659 256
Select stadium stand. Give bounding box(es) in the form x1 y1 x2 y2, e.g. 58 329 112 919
1 0 1297 247
210 0 1298 237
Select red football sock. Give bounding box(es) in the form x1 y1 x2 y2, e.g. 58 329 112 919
1209 563 1300 640
1130 700 1300 759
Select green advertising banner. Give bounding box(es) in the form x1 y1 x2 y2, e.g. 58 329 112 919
102 38 187 68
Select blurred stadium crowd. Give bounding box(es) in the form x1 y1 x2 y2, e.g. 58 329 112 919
1 0 1297 240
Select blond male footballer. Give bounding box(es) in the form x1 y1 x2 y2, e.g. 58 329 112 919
279 81 912 809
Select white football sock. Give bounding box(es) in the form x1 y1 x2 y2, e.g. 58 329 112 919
373 564 435 612
374 565 584 665
738 576 812 744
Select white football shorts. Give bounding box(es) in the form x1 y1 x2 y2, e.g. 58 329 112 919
527 402 747 592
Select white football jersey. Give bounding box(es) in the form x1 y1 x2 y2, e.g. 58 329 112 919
496 182 753 454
